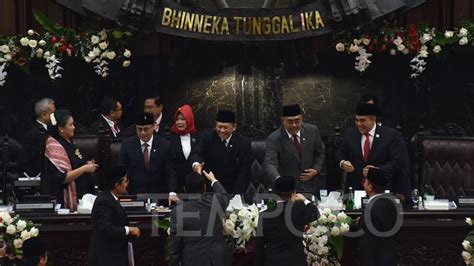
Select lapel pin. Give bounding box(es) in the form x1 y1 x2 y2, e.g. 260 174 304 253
229 144 233 148
302 138 306 141
376 134 380 138
153 149 156 153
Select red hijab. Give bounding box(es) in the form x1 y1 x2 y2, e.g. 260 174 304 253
170 104 197 135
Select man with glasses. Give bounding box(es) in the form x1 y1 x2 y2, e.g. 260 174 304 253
263 104 325 195
144 95 169 136
120 112 176 200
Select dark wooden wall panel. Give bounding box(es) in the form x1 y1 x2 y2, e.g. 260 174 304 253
0 0 17 36
453 0 472 24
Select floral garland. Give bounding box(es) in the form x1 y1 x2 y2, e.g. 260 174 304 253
0 212 40 259
463 217 474 265
303 208 351 266
0 11 132 87
334 21 474 78
223 204 259 252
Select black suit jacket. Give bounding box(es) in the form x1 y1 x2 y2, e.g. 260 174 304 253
20 122 47 176
255 201 319 266
169 181 231 266
88 191 130 266
120 135 176 194
358 195 398 266
90 116 122 138
168 133 200 193
335 126 409 191
191 129 251 194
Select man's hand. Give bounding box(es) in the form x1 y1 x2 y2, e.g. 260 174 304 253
203 170 216 183
292 193 307 202
82 163 99 173
299 168 318 182
341 160 355 173
168 194 179 206
193 163 204 174
129 226 141 238
362 165 377 178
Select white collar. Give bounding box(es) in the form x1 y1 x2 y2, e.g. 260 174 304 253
367 193 383 203
111 191 119 201
155 113 162 126
140 135 154 147
367 124 376 137
285 129 301 139
36 120 48 130
221 134 233 143
180 133 191 139
102 114 115 127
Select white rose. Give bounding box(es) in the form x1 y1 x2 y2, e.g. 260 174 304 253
238 209 249 220
6 224 16 235
39 39 46 46
420 33 432 44
20 37 29 46
106 51 116 60
28 39 37 48
99 30 108 40
0 45 10 53
432 45 442 54
224 220 235 234
337 212 347 221
27 29 35 36
402 48 409 55
459 27 468 37
459 37 468 46
43 51 51 59
84 56 92 63
30 227 39 237
122 60 131 67
21 230 31 240
229 213 237 223
463 251 472 262
390 49 397 55
13 239 23 249
16 220 27 231
444 30 454 38
123 49 132 58
353 39 361 45
397 44 406 52
101 52 107 59
226 206 234 212
93 47 101 56
330 226 340 236
318 215 327 224
463 240 472 251
340 223 350 233
335 43 345 52
99 41 108 50
349 44 359 53
36 48 43 58
87 51 96 60
322 208 332 216
393 37 403 46
362 38 371 46
0 212 12 224
327 214 337 223
467 217 473 226
4 53 12 61
91 35 100 44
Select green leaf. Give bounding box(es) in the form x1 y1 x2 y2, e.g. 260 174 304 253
33 10 57 33
329 236 344 260
123 31 133 37
112 31 123 39
154 218 171 230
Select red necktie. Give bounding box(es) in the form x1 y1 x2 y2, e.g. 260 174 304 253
143 143 150 170
113 122 120 133
363 133 371 162
293 135 301 157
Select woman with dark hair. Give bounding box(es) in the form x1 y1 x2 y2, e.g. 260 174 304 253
168 104 199 194
42 109 98 211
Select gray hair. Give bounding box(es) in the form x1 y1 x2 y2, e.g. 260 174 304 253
34 98 55 117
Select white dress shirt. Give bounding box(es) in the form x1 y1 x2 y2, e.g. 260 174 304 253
180 134 192 160
139 136 154 153
102 114 119 137
36 120 48 130
154 114 163 132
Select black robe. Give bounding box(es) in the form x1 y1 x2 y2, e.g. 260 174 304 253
42 136 93 205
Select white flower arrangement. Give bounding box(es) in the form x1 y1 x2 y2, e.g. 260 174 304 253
303 208 352 266
223 204 259 252
50 113 57 126
463 217 474 265
0 212 40 259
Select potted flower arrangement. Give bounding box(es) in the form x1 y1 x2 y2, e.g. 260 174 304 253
463 217 474 265
303 208 351 266
223 204 259 253
0 212 39 261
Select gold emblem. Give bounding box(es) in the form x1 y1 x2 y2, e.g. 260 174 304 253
75 148 83 159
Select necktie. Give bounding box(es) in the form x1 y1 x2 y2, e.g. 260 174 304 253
363 133 371 161
143 143 150 169
113 122 120 133
293 134 301 157
222 139 228 147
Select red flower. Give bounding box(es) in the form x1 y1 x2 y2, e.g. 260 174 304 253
17 57 25 66
50 36 57 44
372 39 379 46
408 24 417 37
381 44 387 51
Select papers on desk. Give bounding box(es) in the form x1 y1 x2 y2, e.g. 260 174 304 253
423 199 457 210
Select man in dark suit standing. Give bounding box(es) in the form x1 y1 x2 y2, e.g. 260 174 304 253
20 98 55 176
120 112 176 201
90 96 123 138
144 95 169 136
169 171 231 266
88 165 141 266
336 103 410 192
358 168 399 266
255 176 319 266
263 104 326 194
191 110 251 194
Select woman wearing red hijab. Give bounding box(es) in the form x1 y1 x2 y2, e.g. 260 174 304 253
169 104 199 193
